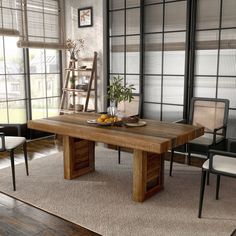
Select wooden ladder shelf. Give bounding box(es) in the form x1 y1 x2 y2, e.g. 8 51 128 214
59 52 97 114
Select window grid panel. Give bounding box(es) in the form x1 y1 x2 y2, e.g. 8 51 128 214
108 0 236 130
193 0 236 127
143 0 187 120
0 2 62 124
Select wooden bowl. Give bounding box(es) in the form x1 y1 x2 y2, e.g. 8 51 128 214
79 65 87 70
122 116 139 123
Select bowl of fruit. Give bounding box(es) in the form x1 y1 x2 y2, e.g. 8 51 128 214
96 114 120 126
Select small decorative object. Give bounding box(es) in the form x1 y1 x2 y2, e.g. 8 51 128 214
78 65 87 70
78 7 93 27
65 38 84 60
69 103 74 110
76 84 88 91
107 75 135 116
75 104 84 112
70 75 76 89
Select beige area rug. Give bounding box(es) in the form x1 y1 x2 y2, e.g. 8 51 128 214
0 147 235 236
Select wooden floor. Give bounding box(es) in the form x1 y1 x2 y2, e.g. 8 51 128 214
0 136 62 169
0 136 100 236
0 193 100 236
0 136 205 236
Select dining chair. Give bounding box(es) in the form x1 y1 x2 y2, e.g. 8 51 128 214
117 115 140 164
169 97 230 178
0 125 29 190
104 99 140 164
198 138 236 218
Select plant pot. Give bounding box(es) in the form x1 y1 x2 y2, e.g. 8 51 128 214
70 83 75 89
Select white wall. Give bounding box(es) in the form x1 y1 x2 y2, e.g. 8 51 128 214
65 0 107 112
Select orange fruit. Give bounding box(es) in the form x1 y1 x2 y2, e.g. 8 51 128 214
97 117 103 123
100 114 108 121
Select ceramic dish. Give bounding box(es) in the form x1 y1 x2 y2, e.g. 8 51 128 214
125 121 147 127
87 119 97 124
87 119 114 126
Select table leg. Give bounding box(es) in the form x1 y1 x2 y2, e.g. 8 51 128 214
132 150 164 202
63 136 95 179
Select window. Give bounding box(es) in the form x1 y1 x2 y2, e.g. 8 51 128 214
109 0 140 115
0 36 26 123
108 0 236 137
29 48 61 119
143 0 187 122
0 0 62 126
108 0 187 121
194 0 236 137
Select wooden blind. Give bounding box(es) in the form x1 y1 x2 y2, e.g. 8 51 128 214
17 0 65 49
0 0 21 36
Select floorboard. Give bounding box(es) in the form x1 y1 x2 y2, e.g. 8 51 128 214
0 193 100 236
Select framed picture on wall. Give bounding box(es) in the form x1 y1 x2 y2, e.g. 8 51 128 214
78 7 93 27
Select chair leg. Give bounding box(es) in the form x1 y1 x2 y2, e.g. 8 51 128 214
187 151 191 165
206 152 210 185
198 169 207 218
23 142 29 176
206 171 210 185
118 146 121 164
169 149 174 176
10 150 16 191
216 175 221 200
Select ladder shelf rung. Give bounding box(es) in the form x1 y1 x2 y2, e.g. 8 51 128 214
65 68 92 72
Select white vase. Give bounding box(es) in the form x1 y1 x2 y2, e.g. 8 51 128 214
107 100 118 116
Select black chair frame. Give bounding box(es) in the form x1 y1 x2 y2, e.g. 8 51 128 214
198 139 236 218
170 97 230 178
0 125 29 191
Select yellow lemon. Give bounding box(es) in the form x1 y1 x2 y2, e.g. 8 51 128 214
97 117 103 123
100 114 108 120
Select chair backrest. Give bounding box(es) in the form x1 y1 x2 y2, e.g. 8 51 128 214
189 97 229 134
0 124 21 136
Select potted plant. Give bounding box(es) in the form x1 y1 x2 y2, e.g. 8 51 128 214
107 75 135 116
65 38 84 60
70 75 76 89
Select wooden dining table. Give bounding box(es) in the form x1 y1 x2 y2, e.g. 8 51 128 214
28 113 204 202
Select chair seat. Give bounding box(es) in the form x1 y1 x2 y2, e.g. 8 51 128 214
203 155 236 175
4 136 26 150
189 133 224 146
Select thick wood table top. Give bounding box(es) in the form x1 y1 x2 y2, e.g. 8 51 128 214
28 113 204 154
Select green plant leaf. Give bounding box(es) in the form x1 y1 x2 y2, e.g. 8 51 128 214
107 75 136 104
